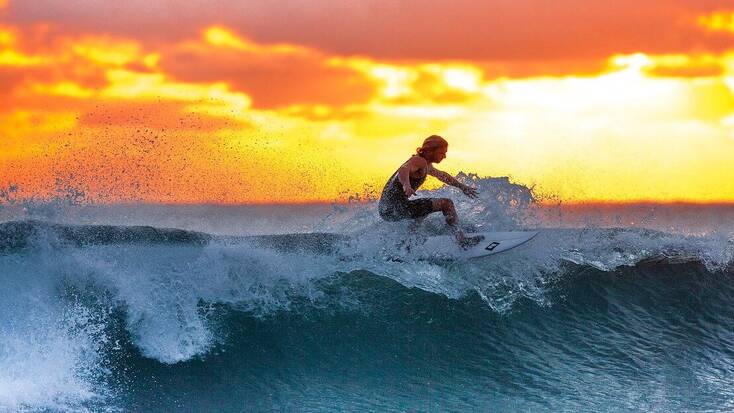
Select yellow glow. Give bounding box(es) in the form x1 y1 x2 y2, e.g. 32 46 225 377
0 29 13 46
205 26 254 50
0 50 46 66
443 68 481 92
143 53 159 68
0 110 75 136
423 64 483 92
369 66 417 98
204 26 306 54
438 55 734 202
330 57 419 100
372 103 466 119
723 114 734 139
186 88 251 119
647 54 726 67
646 54 691 66
73 38 141 65
610 53 653 70
332 58 485 101
32 81 95 98
103 69 248 106
698 11 734 32
0 110 77 160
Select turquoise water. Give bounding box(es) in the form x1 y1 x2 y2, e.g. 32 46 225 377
0 218 732 412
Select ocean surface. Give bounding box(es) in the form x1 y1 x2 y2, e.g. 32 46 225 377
1 177 733 412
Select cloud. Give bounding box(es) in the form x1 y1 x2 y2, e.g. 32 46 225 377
6 0 734 62
0 24 138 99
648 64 724 78
158 27 377 108
0 25 251 116
598 52 734 84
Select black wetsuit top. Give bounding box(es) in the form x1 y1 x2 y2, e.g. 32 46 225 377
378 157 435 221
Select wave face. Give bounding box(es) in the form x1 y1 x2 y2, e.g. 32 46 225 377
1 178 734 412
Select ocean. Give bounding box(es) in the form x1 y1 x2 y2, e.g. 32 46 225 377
0 177 733 412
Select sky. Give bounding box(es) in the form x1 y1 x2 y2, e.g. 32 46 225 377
1 0 734 204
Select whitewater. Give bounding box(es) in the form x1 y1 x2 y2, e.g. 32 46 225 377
1 176 733 412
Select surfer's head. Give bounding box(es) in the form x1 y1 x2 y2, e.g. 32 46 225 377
417 135 448 163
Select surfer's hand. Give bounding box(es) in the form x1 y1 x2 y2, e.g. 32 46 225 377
403 185 416 198
461 185 478 198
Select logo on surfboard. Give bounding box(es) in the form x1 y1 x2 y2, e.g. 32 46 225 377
485 241 500 251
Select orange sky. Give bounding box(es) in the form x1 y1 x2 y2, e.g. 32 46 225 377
1 0 734 204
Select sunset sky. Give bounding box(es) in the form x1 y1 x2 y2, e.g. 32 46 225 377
2 0 734 204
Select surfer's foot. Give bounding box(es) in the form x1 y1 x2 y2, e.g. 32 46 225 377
456 234 484 250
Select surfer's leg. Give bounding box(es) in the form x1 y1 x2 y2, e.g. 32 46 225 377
406 198 435 220
431 198 465 241
430 198 481 248
431 198 458 226
404 199 434 241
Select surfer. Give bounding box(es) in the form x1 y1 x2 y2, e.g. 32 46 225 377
378 135 484 249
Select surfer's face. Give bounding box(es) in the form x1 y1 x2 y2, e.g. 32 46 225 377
428 145 448 163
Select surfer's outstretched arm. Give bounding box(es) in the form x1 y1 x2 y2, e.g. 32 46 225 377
427 166 478 198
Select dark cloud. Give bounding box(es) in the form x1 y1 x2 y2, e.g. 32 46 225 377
159 44 377 108
0 68 26 95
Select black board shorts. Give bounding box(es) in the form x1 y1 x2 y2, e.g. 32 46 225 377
379 198 435 222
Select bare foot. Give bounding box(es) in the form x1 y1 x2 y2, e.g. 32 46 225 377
458 235 484 250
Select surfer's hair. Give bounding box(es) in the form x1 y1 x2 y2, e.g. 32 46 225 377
416 135 448 156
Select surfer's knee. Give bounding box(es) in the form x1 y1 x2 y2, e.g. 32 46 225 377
432 198 451 211
433 198 458 224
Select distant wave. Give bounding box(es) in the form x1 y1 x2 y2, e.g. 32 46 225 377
1 219 729 268
0 220 347 255
0 219 211 252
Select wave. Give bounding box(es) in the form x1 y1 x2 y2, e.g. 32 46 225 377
2 261 732 412
2 219 730 265
1 174 733 411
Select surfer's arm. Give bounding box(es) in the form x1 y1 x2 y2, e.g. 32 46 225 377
398 157 424 197
428 166 478 198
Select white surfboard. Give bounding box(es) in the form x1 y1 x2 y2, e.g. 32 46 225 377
421 231 539 259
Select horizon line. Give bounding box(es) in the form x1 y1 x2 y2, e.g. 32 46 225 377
13 199 734 207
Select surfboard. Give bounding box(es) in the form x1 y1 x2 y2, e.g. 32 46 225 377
420 231 539 259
